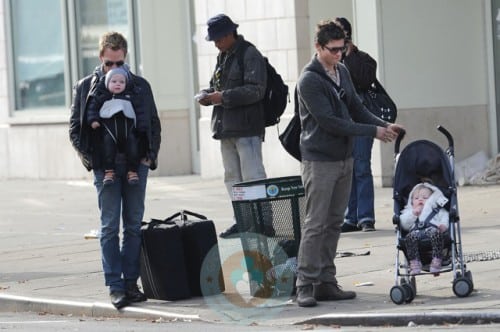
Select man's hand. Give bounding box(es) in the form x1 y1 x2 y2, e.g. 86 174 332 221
198 97 212 106
387 123 404 136
91 121 100 129
375 123 405 143
197 91 223 106
206 91 223 105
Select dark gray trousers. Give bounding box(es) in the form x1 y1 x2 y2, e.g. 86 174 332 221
297 158 353 287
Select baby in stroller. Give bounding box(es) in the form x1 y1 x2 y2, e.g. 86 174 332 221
400 182 449 276
389 126 473 304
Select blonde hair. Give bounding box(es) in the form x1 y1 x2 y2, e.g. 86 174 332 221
99 32 128 56
412 184 433 199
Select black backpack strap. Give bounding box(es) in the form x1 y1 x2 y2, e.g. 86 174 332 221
236 40 252 80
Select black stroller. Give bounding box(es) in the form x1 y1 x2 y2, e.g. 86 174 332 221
389 126 473 304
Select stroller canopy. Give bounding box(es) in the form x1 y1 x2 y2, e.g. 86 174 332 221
393 140 455 210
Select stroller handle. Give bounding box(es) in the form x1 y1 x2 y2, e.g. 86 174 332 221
437 125 454 150
394 128 406 154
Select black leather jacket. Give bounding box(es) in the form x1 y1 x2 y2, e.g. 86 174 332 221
69 68 161 171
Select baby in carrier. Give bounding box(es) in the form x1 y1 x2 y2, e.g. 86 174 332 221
87 67 145 185
400 182 449 276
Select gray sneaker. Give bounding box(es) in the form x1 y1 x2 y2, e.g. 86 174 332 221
313 282 356 301
296 285 317 307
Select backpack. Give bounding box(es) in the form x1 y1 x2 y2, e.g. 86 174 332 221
237 41 289 127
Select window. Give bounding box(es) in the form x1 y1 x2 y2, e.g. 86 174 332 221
75 0 132 78
10 0 65 109
8 0 134 111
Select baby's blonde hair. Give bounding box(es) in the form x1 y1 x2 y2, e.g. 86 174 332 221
412 183 433 199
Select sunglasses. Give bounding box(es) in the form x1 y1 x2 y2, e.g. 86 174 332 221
104 60 125 67
323 45 347 54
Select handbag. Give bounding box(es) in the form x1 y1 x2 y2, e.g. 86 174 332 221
360 79 397 123
279 109 301 161
279 86 301 161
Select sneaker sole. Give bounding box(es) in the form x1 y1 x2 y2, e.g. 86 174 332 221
297 299 317 307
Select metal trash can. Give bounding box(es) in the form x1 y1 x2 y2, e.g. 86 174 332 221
231 176 305 298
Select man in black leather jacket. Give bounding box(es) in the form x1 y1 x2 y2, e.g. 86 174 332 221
69 31 161 309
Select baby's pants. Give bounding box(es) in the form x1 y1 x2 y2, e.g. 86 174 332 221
102 113 139 172
404 227 444 261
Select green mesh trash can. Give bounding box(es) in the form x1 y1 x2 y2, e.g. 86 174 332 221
231 176 305 298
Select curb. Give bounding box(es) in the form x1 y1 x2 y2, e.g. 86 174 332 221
297 310 500 327
2 293 500 327
0 294 199 322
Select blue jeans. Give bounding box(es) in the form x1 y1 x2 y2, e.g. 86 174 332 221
345 136 375 227
93 159 149 292
220 136 267 199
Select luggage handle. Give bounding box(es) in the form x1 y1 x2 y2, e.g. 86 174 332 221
163 209 208 222
142 210 208 228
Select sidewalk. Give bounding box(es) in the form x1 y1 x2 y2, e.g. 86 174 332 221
0 175 499 327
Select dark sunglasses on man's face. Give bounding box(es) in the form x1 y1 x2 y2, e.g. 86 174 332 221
323 45 346 54
104 60 125 67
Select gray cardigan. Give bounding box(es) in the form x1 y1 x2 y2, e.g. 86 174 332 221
297 55 388 161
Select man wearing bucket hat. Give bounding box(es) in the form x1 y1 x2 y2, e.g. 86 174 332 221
196 14 270 239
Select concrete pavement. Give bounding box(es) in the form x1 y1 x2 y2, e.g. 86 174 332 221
0 175 500 327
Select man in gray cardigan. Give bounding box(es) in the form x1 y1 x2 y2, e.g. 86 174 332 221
295 20 403 307
197 14 270 238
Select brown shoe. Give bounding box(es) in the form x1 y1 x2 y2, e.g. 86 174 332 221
296 285 317 307
313 282 356 301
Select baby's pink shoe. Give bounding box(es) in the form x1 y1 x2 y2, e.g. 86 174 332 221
409 259 422 275
430 257 442 275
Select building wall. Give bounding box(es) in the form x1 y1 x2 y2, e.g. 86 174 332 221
354 0 491 185
0 0 495 181
135 0 195 176
0 0 196 179
375 0 491 186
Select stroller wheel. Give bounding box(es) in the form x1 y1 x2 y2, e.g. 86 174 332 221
402 276 417 294
402 283 416 303
465 270 474 291
453 277 473 297
390 285 407 305
410 276 417 294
